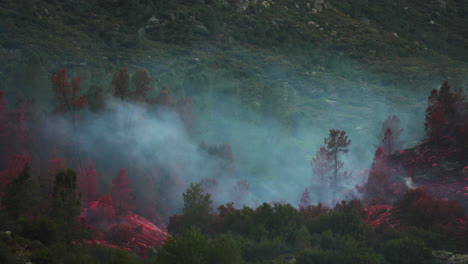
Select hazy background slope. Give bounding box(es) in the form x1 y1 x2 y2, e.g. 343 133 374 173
0 0 467 204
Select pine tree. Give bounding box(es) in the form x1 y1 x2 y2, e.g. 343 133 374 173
51 68 88 115
324 129 351 185
425 103 447 143
360 147 397 203
132 68 150 101
180 183 214 233
50 169 81 247
77 158 99 205
111 68 130 101
299 188 310 209
2 164 33 220
311 147 331 185
111 168 135 217
379 115 403 155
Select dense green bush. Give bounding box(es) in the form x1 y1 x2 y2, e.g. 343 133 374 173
382 237 434 264
307 209 367 240
0 240 15 264
156 227 244 264
18 216 58 246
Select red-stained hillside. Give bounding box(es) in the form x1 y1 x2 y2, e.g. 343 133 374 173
392 141 468 210
82 197 168 257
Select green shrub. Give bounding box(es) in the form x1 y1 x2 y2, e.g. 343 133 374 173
18 216 58 245
156 227 209 264
208 235 244 264
31 247 56 264
0 240 15 264
307 209 367 240
382 237 434 264
83 245 140 264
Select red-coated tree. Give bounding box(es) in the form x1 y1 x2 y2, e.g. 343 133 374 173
299 202 330 220
310 147 331 184
359 147 399 204
110 68 130 101
111 168 135 217
299 188 310 209
200 178 218 196
132 68 150 101
154 86 175 107
396 188 464 230
141 175 159 224
425 103 447 143
51 69 88 115
0 153 31 199
437 81 465 123
230 179 250 204
424 82 466 143
176 96 194 132
378 115 403 155
77 158 99 205
199 142 235 179
324 129 351 185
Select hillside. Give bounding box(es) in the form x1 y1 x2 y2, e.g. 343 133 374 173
0 1 468 263
1 0 467 98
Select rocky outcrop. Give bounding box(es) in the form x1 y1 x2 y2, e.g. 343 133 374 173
434 250 468 264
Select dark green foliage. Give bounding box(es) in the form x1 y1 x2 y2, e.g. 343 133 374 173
31 247 56 264
156 227 244 264
219 203 305 244
382 237 435 264
395 188 463 229
0 240 15 264
241 237 289 262
67 245 140 264
2 164 33 220
296 236 386 264
307 209 367 240
50 169 82 247
182 183 213 216
294 225 312 250
170 183 215 234
208 235 244 264
18 216 58 246
156 227 209 264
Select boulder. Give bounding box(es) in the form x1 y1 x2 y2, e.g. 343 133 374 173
313 0 330 12
147 16 160 24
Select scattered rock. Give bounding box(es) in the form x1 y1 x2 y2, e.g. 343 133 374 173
261 1 270 8
438 0 447 9
137 27 146 39
392 32 398 37
194 24 209 34
147 16 160 24
331 30 337 37
1 231 12 241
429 20 435 25
28 240 45 250
313 0 331 12
169 13 177 21
434 250 468 264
